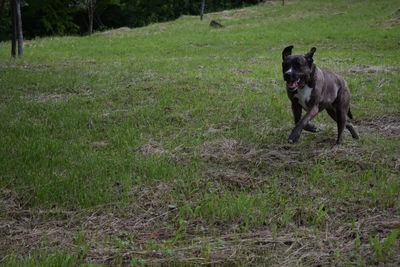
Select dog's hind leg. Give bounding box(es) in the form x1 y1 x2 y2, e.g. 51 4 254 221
326 107 345 144
340 82 359 140
326 109 359 144
345 121 359 139
326 109 359 139
336 106 347 144
345 108 359 139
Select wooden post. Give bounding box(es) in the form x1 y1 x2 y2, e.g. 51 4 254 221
15 0 23 57
200 0 205 21
88 0 94 34
11 0 16 58
10 0 23 58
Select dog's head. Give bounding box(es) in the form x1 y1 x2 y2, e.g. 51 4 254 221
282 46 316 92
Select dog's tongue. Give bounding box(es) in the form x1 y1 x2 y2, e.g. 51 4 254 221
287 79 300 89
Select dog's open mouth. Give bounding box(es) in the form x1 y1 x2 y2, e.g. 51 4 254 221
287 79 300 90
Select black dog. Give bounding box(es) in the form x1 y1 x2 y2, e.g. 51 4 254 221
282 45 359 144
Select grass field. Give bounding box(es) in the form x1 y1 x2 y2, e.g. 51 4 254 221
1 0 399 265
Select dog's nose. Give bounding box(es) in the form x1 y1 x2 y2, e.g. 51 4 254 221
284 67 293 81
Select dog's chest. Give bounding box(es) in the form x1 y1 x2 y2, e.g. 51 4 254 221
295 85 313 110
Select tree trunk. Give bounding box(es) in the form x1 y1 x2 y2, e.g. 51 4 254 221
95 12 104 29
88 10 93 34
200 0 205 21
15 0 23 57
282 0 285 6
10 0 16 58
88 11 93 34
87 0 95 35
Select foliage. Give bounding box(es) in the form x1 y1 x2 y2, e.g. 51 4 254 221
0 0 262 40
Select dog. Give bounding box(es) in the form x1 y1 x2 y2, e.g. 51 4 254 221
281 45 359 144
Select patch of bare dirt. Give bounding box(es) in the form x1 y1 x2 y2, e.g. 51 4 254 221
355 114 400 137
349 65 399 75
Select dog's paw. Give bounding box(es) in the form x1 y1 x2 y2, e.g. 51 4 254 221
304 124 319 133
288 132 300 144
335 137 344 145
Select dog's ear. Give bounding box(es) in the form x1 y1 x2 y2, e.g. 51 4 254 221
305 47 317 65
282 45 294 60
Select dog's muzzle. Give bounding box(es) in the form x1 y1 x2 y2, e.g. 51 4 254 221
285 78 300 92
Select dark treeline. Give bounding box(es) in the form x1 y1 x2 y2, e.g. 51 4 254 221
0 0 263 41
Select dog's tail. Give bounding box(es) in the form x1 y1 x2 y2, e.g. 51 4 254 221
348 108 353 120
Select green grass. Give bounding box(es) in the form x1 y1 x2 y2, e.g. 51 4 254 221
1 0 399 265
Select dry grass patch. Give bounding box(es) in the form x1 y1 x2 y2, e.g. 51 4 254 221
230 68 252 75
349 65 399 75
2 207 399 265
0 62 51 71
201 138 350 173
209 7 257 20
137 141 167 155
99 27 131 36
201 138 256 163
89 141 109 148
0 183 178 261
21 87 92 103
206 168 261 189
355 114 400 137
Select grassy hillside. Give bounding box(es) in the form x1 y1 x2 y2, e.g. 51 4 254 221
1 0 399 265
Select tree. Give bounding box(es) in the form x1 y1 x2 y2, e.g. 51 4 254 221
10 0 23 58
74 0 120 35
74 0 96 34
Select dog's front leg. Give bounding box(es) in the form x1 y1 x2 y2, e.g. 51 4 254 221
288 105 319 143
292 101 318 133
291 101 302 125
